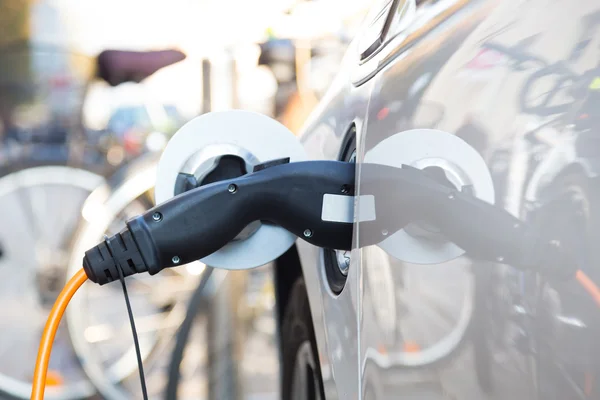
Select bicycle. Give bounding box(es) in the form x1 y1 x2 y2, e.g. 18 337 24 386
64 152 207 400
0 44 186 399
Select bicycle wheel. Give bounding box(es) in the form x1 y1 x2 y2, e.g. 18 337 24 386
0 164 104 399
165 268 214 400
65 154 200 400
166 266 279 400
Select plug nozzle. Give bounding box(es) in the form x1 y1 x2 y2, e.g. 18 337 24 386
83 229 148 285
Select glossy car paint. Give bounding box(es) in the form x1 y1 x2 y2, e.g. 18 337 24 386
297 0 600 398
298 42 373 398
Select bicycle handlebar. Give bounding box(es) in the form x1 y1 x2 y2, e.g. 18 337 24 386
97 49 186 86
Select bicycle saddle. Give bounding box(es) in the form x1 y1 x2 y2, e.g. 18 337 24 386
97 49 186 86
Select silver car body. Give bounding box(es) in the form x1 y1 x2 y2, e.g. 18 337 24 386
295 0 600 399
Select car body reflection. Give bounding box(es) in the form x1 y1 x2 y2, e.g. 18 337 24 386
298 0 600 399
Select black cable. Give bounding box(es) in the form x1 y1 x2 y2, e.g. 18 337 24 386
116 264 149 400
104 235 149 400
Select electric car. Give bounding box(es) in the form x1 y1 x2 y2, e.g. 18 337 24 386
277 0 600 399
60 0 600 399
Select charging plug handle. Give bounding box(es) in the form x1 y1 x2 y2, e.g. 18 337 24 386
84 161 355 284
83 161 574 285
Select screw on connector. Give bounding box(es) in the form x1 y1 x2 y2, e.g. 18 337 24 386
303 229 313 238
172 256 181 264
152 212 162 222
228 184 237 194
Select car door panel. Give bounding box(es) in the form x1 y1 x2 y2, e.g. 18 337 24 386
298 37 374 398
357 0 600 399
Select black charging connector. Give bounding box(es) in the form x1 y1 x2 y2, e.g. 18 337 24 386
83 161 355 285
83 229 148 285
83 160 576 285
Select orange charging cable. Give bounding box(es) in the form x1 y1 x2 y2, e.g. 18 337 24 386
31 269 87 400
576 269 600 308
25 265 600 400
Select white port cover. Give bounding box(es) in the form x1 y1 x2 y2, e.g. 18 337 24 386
155 110 306 269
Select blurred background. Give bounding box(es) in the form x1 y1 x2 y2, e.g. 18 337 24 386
0 0 373 399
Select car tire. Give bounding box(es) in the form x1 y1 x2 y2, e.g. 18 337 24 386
281 279 325 400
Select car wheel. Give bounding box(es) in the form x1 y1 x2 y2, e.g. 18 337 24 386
281 279 325 400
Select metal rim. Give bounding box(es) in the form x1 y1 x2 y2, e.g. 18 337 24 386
178 142 262 241
0 165 104 399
